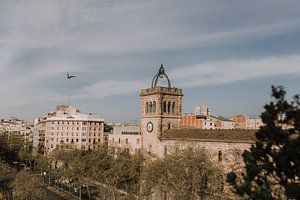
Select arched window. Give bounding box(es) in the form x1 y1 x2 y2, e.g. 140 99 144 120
149 102 153 113
163 101 167 112
148 144 152 153
218 150 223 162
168 123 171 130
153 101 156 113
168 102 171 113
172 102 175 113
164 146 168 156
146 102 148 113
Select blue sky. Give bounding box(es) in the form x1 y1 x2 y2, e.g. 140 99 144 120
0 0 300 123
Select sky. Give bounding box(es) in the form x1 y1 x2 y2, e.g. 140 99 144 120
0 0 300 123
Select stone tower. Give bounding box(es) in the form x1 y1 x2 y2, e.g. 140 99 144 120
140 64 183 156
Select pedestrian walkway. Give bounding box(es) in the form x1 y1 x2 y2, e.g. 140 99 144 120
47 186 77 200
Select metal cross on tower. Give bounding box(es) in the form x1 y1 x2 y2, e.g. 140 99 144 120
151 64 171 88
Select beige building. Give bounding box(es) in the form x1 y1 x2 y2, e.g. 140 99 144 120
194 105 211 116
230 115 264 129
0 117 33 142
33 117 47 155
108 123 141 154
41 105 104 154
140 65 256 195
140 65 183 156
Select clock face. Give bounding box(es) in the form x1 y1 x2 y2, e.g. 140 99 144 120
146 122 153 132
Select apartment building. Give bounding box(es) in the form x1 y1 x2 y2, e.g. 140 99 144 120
0 117 33 142
230 115 264 129
108 123 141 154
33 117 47 155
42 105 104 154
181 105 235 130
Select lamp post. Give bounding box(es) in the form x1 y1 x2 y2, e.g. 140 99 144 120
48 171 51 187
79 185 81 200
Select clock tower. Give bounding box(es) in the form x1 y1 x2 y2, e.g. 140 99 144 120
140 64 183 156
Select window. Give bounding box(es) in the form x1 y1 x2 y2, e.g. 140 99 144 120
149 102 152 113
148 144 152 153
153 101 156 113
118 138 121 143
163 101 167 112
82 139 86 142
83 121 87 125
168 123 171 130
126 138 128 144
168 101 171 113
218 150 223 162
172 102 175 113
146 102 148 113
164 146 167 156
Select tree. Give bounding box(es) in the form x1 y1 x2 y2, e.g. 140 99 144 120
227 86 300 199
141 147 224 200
0 162 16 198
104 150 142 198
11 170 47 200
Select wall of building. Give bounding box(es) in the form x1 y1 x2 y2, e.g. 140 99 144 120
108 123 141 154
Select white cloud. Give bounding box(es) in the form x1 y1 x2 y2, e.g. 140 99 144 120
170 55 300 87
74 80 147 99
0 0 299 54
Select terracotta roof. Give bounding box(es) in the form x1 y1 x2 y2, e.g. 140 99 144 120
161 128 256 143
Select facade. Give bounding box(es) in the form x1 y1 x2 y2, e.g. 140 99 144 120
194 105 211 116
41 105 105 154
108 123 141 154
33 117 47 155
140 65 257 196
0 117 33 142
210 115 235 129
181 114 235 130
140 65 183 156
230 115 264 129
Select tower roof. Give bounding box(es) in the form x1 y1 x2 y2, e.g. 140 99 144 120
151 64 171 88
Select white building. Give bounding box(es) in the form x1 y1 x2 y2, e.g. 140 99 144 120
194 105 211 116
246 117 264 130
39 105 105 154
33 117 47 155
0 117 33 142
108 123 141 154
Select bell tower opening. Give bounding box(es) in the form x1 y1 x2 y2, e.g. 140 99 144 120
140 64 183 156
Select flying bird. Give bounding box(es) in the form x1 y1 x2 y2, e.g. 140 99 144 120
67 72 76 79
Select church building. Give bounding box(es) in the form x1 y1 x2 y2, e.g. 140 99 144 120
140 65 256 174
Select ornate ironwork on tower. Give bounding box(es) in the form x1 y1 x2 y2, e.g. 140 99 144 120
151 64 171 88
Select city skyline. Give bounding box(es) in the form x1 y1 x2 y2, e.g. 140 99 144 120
1 0 300 122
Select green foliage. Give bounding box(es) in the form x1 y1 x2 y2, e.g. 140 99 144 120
104 150 142 195
227 86 300 200
141 147 224 200
0 134 24 165
0 162 16 193
11 170 47 200
51 145 142 197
